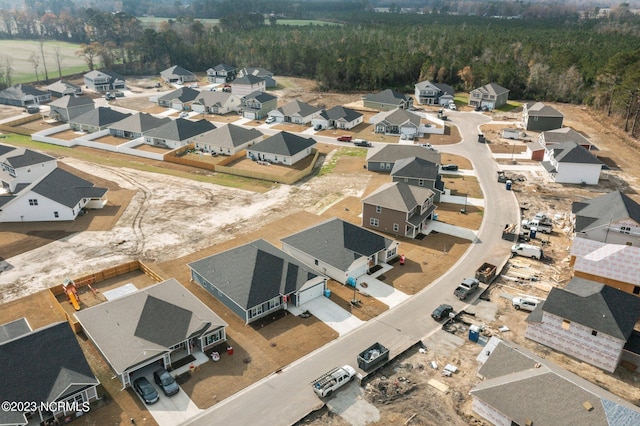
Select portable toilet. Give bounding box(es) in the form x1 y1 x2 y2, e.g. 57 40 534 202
505 180 513 190
469 325 480 342
324 289 331 298
529 227 537 239
346 277 356 287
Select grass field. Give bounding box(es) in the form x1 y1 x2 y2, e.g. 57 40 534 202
0 40 89 84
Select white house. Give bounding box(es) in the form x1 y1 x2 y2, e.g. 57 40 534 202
143 118 216 149
192 124 263 156
311 106 363 130
231 75 266 97
541 141 603 184
267 100 323 124
0 146 57 192
246 131 315 166
191 91 243 115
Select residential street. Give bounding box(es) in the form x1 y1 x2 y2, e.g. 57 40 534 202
184 111 521 425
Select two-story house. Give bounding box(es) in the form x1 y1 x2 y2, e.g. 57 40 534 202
83 70 126 93
362 89 413 111
191 91 243 115
241 91 277 120
390 156 445 202
160 65 197 84
237 67 275 87
48 95 95 122
525 277 640 373
541 141 603 184
414 80 454 106
362 181 436 238
45 80 82 98
267 99 323 124
366 145 441 173
0 145 57 192
231 75 266 96
523 101 564 131
207 63 237 84
468 83 509 110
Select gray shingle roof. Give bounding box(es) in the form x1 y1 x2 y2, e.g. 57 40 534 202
320 106 363 122
362 181 434 213
538 277 640 340
31 168 107 208
157 87 200 103
281 218 395 272
48 95 94 108
233 75 265 85
249 131 315 156
160 65 195 78
573 191 640 232
550 141 602 164
74 278 227 375
0 318 31 344
0 84 48 100
472 338 640 426
526 101 564 117
542 127 591 146
84 69 125 83
433 82 455 96
239 67 272 77
473 82 509 96
213 63 236 72
390 156 439 180
367 145 441 166
193 91 237 107
364 89 411 105
192 124 262 149
277 100 322 117
46 80 81 94
188 239 322 310
110 112 171 133
4 147 55 168
244 91 276 103
372 108 421 126
144 118 216 141
70 107 131 127
0 322 98 425
0 143 15 156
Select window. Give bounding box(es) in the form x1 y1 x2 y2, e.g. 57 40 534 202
28 199 38 206
314 259 319 266
404 178 409 183
418 179 424 186
562 320 571 330
54 211 59 218
393 223 399 232
620 226 631 234
633 286 640 295
591 330 598 336
370 218 379 227
376 206 382 213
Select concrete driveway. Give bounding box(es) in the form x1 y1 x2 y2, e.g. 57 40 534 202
354 276 410 308
299 296 365 336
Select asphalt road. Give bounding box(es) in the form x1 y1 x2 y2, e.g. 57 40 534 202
183 110 521 426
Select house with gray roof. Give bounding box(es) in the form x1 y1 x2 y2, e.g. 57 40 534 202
240 91 277 119
75 278 228 388
189 239 328 324
0 167 108 222
48 95 95 122
69 107 132 133
281 217 399 284
83 70 126 92
207 63 237 84
540 127 595 151
0 145 57 192
523 101 564 131
362 181 436 238
370 108 422 138
108 112 171 139
525 277 640 372
191 91 243 115
363 89 413 111
46 80 82 98
154 86 200 110
0 317 31 344
390 156 444 201
231 74 266 96
160 65 197 84
246 131 316 166
192 124 263 155
472 337 640 426
572 191 640 247
238 67 275 87
0 321 100 426
542 141 603 184
143 118 216 149
312 105 363 130
267 99 323 125
366 145 441 173
0 84 51 107
414 80 454 106
468 82 509 109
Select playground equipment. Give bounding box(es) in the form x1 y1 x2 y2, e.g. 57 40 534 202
63 278 80 311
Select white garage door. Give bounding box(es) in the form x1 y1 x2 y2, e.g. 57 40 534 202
298 281 325 305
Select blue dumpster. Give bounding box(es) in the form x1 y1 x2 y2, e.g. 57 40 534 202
505 180 512 190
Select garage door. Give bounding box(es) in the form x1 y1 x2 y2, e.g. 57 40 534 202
297 281 325 305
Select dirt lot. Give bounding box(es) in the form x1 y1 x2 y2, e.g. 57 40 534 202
2 76 640 425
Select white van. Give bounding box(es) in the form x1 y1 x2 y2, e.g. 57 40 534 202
512 297 540 312
511 243 543 260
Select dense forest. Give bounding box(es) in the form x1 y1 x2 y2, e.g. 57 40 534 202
0 2 639 136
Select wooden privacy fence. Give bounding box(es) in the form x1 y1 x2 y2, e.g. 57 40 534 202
0 114 41 136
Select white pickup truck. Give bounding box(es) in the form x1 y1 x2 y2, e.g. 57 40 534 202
311 365 356 397
521 219 552 234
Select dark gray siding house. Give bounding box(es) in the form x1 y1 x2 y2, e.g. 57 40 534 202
523 102 564 131
366 145 441 172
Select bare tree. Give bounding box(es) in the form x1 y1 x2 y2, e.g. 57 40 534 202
29 52 40 83
53 45 64 79
76 42 101 71
0 55 13 89
38 39 49 82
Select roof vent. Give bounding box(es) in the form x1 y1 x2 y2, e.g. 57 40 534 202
525 420 533 426
534 363 541 368
583 401 594 412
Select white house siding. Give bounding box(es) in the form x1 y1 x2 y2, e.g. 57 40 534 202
0 190 79 221
3 160 57 192
268 110 286 123
232 82 266 97
555 162 601 184
525 312 624 373
471 398 511 426
281 244 348 284
296 276 327 305
248 147 313 166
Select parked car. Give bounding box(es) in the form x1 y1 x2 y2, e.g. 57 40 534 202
25 105 40 114
441 164 459 171
449 103 457 111
153 368 180 396
420 143 435 150
512 297 540 312
179 112 189 118
353 139 372 147
314 124 322 131
337 135 352 142
431 304 454 321
400 134 407 140
133 377 159 404
265 116 275 124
